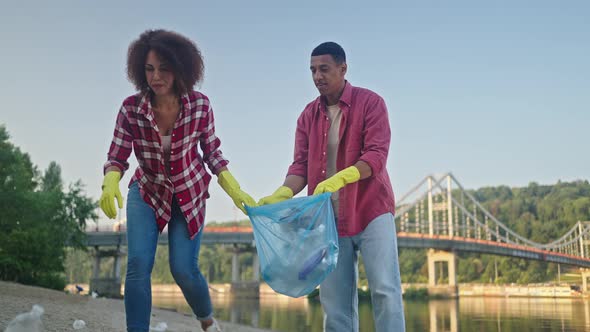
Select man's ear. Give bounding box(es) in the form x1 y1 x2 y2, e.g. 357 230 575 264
341 63 348 75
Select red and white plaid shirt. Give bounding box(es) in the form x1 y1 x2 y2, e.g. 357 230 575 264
104 91 228 238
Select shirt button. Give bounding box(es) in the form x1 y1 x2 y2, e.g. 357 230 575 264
322 170 325 174
324 133 327 137
170 167 174 170
323 152 326 155
179 198 183 202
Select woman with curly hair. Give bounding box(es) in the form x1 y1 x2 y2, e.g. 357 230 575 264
99 29 253 332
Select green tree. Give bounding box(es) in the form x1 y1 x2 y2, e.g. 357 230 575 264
0 125 97 289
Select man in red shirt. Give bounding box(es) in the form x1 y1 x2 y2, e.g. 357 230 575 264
259 42 405 331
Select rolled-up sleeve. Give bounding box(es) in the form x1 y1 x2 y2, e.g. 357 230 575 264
287 112 309 179
359 96 390 176
199 105 229 175
103 107 133 175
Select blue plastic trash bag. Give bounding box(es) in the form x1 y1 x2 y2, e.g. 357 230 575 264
245 193 338 297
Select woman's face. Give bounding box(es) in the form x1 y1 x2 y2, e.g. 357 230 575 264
145 50 175 96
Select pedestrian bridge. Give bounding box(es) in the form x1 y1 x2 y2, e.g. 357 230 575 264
84 173 590 297
86 228 590 268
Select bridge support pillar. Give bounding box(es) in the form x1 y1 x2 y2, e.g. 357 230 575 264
229 244 260 298
90 245 125 298
252 252 260 282
231 246 240 283
581 269 590 293
427 249 458 298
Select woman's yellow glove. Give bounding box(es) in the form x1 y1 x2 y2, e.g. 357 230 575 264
257 186 294 206
100 171 123 219
218 170 257 214
313 166 360 195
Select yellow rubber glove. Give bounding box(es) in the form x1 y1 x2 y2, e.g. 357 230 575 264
218 170 257 214
100 171 123 219
257 186 294 206
313 166 361 195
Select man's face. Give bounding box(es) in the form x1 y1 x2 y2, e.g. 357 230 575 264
310 54 347 97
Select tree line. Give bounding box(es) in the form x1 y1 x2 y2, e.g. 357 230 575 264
66 180 590 286
1 123 588 289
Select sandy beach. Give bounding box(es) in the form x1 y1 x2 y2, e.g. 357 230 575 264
0 281 275 332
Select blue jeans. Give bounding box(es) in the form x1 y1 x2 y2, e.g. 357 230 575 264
319 213 406 331
125 182 212 332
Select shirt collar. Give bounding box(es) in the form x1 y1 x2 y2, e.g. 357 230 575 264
137 93 151 116
137 91 190 116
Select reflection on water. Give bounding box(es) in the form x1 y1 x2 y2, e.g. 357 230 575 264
153 292 590 332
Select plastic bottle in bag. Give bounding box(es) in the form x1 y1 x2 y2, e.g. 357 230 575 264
4 304 44 332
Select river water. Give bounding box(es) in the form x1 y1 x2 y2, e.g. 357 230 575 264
153 293 590 331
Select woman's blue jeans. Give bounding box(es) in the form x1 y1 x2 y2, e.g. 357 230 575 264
125 182 212 331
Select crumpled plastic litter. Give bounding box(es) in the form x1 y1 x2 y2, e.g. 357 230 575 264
72 319 86 329
4 304 45 332
149 322 168 331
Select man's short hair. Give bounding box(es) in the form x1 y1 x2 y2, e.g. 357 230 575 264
311 42 346 64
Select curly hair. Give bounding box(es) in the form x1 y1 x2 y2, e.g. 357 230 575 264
127 29 204 95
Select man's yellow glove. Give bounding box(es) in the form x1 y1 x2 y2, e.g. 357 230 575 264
100 171 123 219
218 170 257 214
257 186 294 206
313 166 361 195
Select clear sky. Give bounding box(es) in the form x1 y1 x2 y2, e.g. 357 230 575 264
1 1 588 224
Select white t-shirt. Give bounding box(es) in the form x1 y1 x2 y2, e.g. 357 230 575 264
326 104 342 214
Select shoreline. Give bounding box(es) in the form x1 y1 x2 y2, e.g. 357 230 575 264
67 282 586 300
1 281 275 332
66 283 590 302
